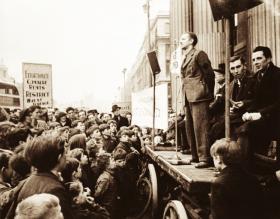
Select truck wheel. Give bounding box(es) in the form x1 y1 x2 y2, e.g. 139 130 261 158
148 163 158 217
163 200 188 219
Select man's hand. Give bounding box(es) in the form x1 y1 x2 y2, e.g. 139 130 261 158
276 170 280 182
242 112 261 121
231 100 244 109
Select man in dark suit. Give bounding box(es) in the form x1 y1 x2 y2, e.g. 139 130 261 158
209 56 257 144
210 138 264 219
180 32 215 168
239 46 280 156
112 104 129 130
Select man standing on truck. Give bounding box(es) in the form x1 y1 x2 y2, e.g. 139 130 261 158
179 32 215 168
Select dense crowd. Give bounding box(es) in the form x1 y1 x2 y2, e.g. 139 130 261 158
0 104 152 219
0 38 280 218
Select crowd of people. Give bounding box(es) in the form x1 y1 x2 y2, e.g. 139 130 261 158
0 32 279 219
0 104 153 219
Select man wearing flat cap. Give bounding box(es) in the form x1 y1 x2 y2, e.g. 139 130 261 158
111 104 129 130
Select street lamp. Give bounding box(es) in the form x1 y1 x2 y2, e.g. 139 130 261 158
122 68 127 101
142 0 151 51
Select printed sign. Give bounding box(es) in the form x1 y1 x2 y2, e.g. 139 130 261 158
22 63 53 108
131 83 168 130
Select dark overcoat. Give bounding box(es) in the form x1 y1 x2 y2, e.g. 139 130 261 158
211 166 264 219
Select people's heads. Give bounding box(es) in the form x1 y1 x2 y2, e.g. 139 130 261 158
6 127 31 150
0 150 13 183
78 110 87 122
118 129 131 143
101 113 111 123
47 109 54 121
68 128 81 140
66 181 91 206
126 112 132 120
68 148 88 165
75 121 85 133
130 133 138 143
24 134 66 172
9 151 31 186
55 126 70 142
87 109 98 117
131 125 141 135
86 125 101 139
179 32 198 49
19 108 32 124
87 114 96 123
49 122 61 130
99 124 111 137
15 193 63 219
143 135 152 146
86 139 102 159
141 127 150 136
210 138 243 171
229 56 246 79
111 104 121 116
68 133 86 151
96 152 111 171
28 105 41 120
154 135 163 145
169 112 176 122
56 112 67 124
61 157 81 183
108 120 117 133
66 107 75 120
252 46 272 72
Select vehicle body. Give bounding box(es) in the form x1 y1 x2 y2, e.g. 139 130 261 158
0 81 21 109
137 144 280 219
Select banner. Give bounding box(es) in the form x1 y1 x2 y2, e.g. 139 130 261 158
22 63 53 108
131 83 168 130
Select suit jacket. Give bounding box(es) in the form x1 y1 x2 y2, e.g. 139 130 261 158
113 115 129 130
229 72 256 106
16 172 73 219
248 63 280 123
181 48 215 103
210 73 256 119
211 166 264 219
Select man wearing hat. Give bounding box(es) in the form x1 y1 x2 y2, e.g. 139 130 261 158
111 105 129 130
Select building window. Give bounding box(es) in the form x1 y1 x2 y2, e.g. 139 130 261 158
164 22 170 34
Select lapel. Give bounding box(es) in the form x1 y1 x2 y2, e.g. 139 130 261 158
181 48 196 70
229 80 235 100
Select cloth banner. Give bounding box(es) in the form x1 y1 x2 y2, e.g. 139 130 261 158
131 83 168 130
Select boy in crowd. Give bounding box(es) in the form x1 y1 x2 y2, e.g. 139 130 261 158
99 124 117 153
210 138 264 219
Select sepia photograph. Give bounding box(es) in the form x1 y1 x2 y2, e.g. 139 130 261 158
0 0 280 218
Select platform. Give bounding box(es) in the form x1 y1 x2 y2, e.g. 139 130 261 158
145 146 217 193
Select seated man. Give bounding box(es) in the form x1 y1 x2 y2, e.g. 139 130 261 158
238 46 280 156
210 138 264 219
209 56 257 145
